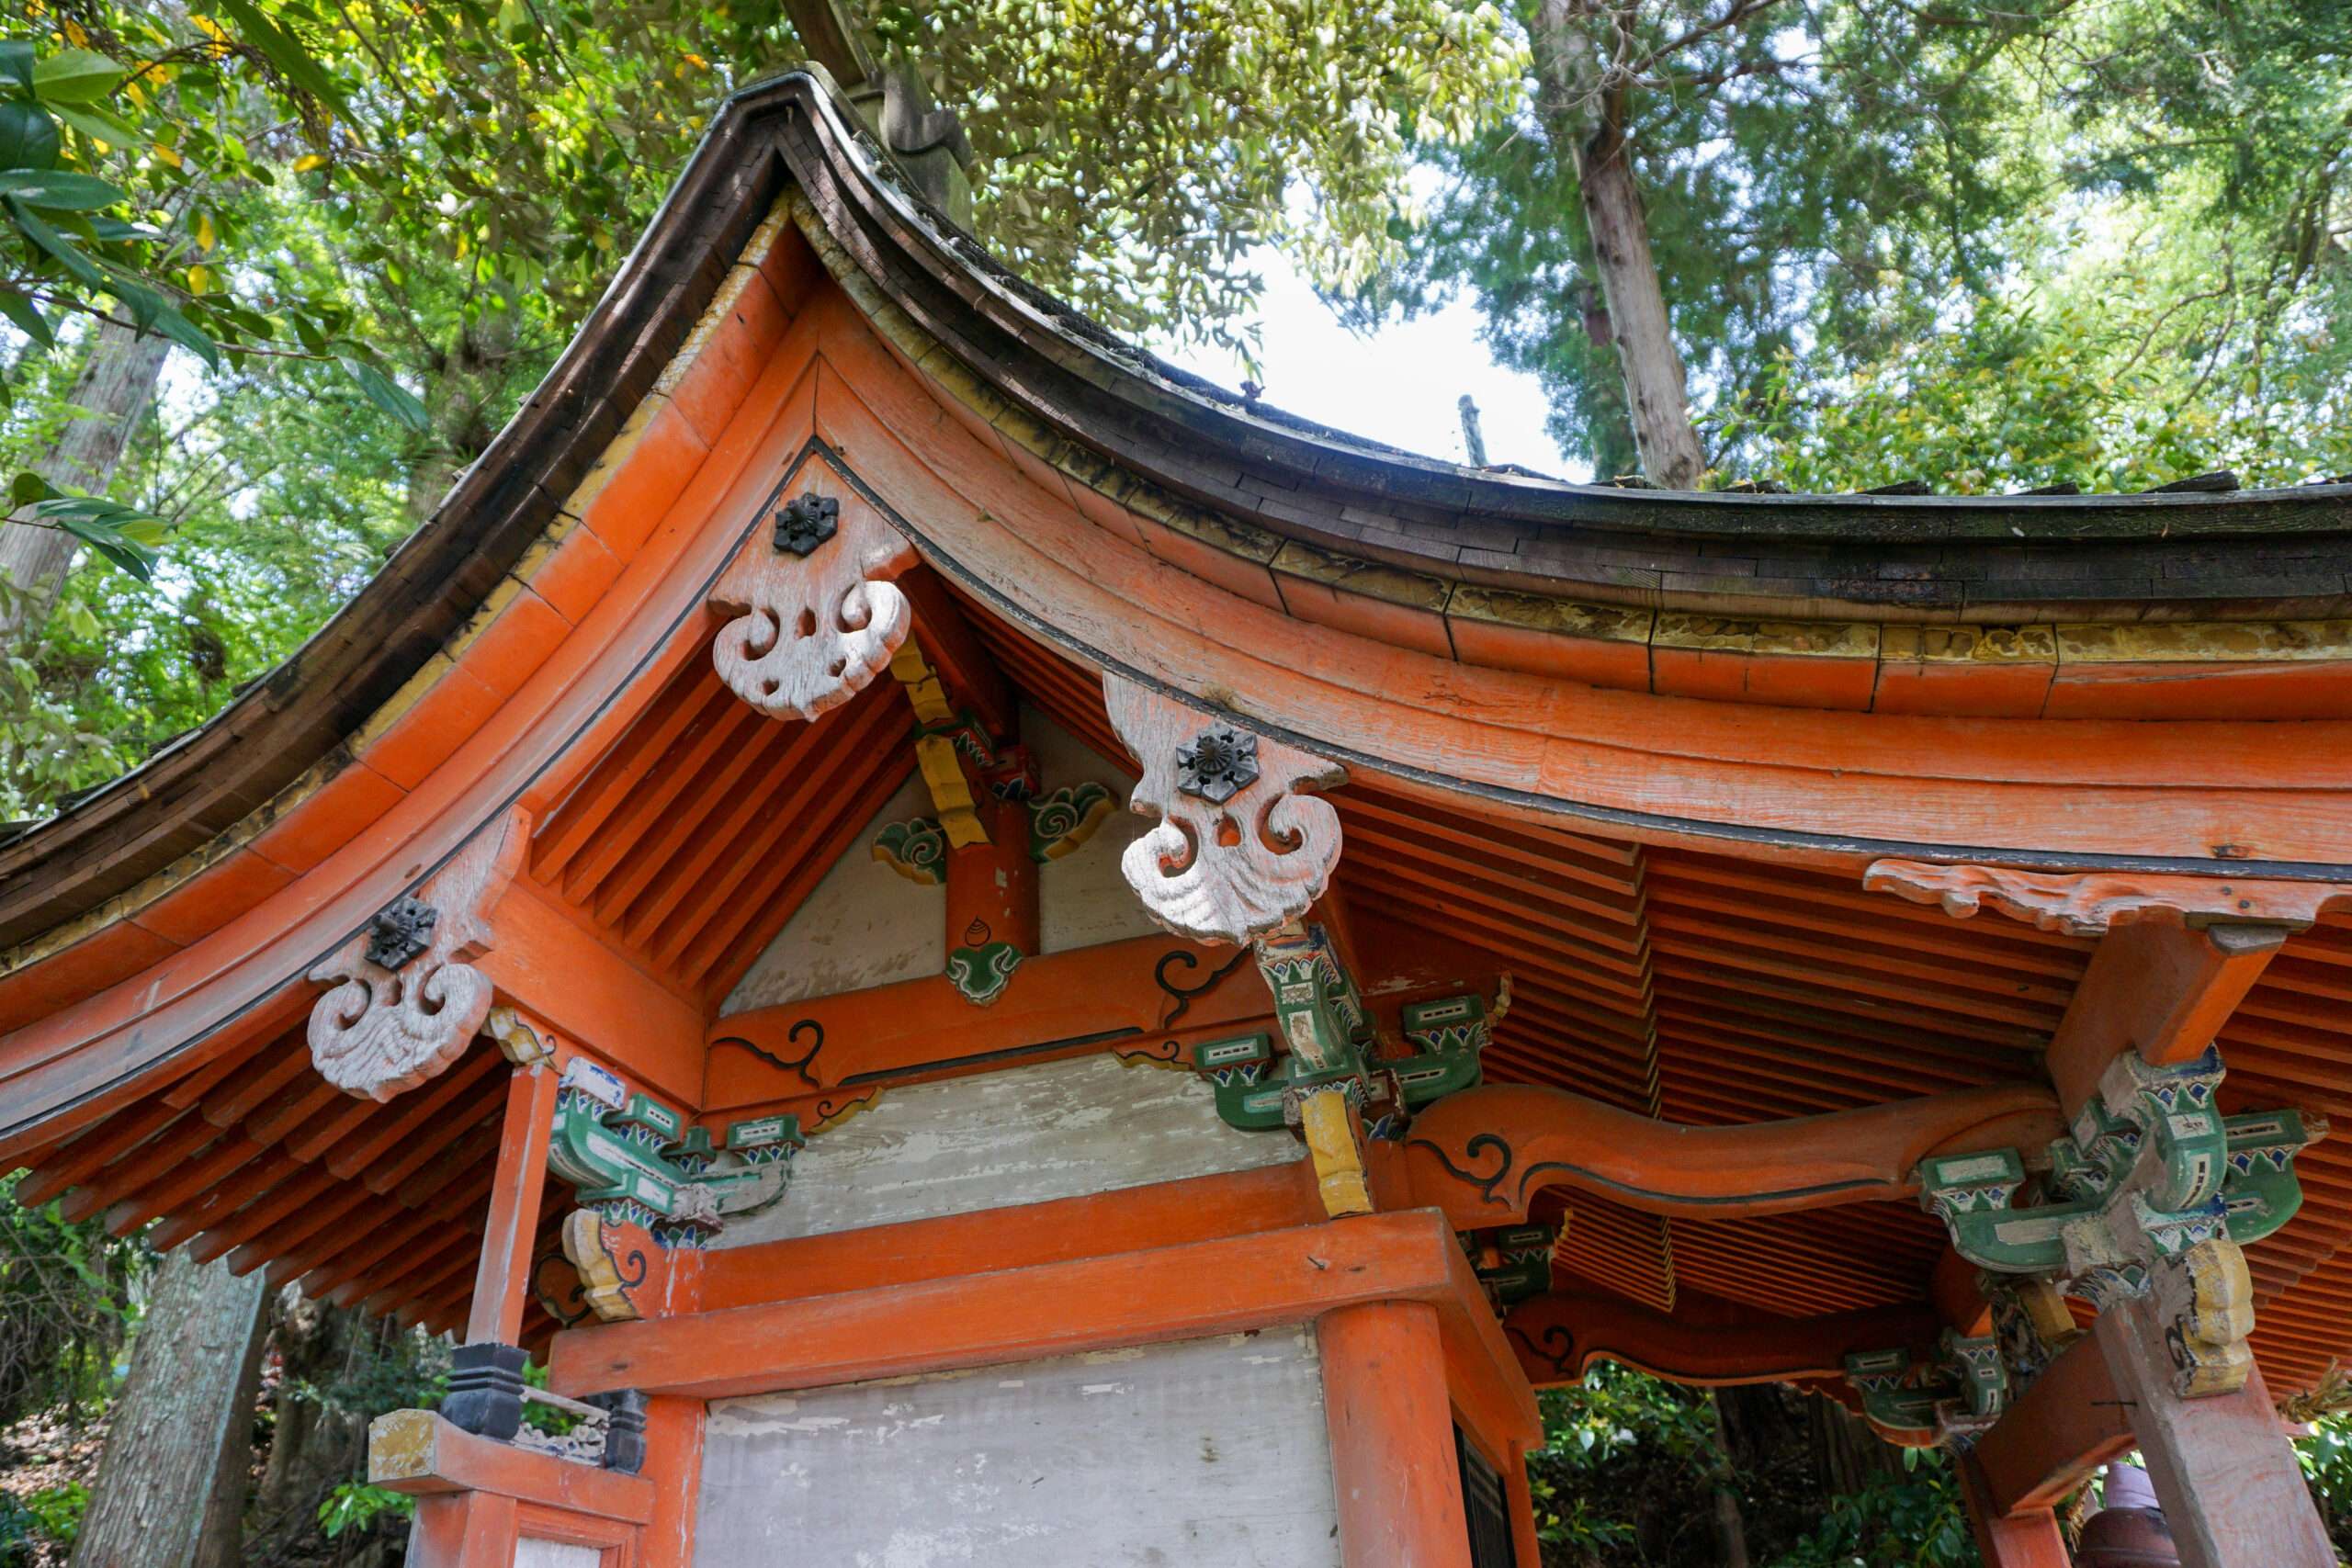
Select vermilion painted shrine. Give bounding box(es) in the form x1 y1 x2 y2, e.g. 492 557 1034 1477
4 65 2351 1568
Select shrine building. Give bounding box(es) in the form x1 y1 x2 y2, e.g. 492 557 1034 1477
4 62 2352 1568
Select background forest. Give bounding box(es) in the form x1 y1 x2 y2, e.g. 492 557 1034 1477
0 0 2349 1565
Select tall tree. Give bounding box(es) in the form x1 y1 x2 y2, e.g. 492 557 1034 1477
65 1249 267 1568
1373 0 2056 481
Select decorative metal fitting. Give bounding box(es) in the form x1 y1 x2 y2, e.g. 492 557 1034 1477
1175 726 1260 805
365 896 439 971
772 491 841 557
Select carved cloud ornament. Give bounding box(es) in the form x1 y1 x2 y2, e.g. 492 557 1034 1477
1103 673 1346 946
707 481 917 721
1862 859 2349 937
308 809 526 1101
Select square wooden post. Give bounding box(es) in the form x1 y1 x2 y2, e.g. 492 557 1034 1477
469 1063 561 1346
2094 1291 2335 1567
407 1489 520 1568
1319 1300 1474 1568
1957 1454 2070 1568
1503 1439 1544 1568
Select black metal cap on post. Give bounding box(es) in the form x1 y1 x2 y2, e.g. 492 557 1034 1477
443 1342 529 1441
589 1389 650 1474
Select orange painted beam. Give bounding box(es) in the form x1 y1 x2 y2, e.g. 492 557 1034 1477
1967 1328 2134 1517
1404 1081 2063 1226
550 1209 1540 1453
369 1409 654 1523
2042 914 2288 1120
1503 1292 1941 1389
704 931 1272 1113
1322 1301 1474 1568
695 1159 1324 1311
479 876 704 1108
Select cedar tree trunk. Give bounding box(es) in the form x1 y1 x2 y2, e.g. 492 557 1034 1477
69 1248 270 1568
1529 0 1710 490
0 318 173 643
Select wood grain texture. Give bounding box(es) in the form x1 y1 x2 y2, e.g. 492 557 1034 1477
694 1329 1340 1568
2095 1289 2335 1566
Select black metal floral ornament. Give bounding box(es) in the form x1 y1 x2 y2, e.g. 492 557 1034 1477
1176 726 1260 804
772 492 841 557
365 896 439 971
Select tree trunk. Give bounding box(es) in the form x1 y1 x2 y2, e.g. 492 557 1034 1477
253 1292 379 1562
1529 0 1709 490
69 1248 270 1568
1807 1389 1905 1496
0 319 175 643
1704 1390 1752 1568
1572 277 1642 479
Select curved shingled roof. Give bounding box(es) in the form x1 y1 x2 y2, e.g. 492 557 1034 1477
2 68 2348 950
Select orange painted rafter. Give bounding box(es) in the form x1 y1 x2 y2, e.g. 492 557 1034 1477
684 747 918 997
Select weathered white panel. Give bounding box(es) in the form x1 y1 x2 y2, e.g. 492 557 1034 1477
513 1540 600 1568
713 1052 1301 1248
695 1329 1340 1568
1026 704 1159 954
721 771 943 1015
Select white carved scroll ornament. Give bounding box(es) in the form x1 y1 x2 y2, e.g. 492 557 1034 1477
1862 859 2349 937
307 808 527 1101
707 479 917 721
1103 673 1346 946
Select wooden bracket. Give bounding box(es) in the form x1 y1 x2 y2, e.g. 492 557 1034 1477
1103 674 1345 945
308 807 528 1101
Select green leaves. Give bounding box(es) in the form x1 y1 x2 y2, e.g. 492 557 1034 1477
9 473 168 581
338 355 429 432
212 0 356 127
0 169 128 209
28 49 124 105
0 99 60 171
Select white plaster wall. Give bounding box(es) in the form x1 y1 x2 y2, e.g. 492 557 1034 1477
721 771 944 1015
712 1052 1303 1248
1025 703 1161 954
695 1329 1340 1568
513 1540 600 1568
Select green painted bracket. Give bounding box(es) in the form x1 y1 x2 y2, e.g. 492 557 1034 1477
1844 1330 2005 1446
945 939 1023 1005
1920 1105 2316 1277
547 1060 804 1246
1464 1222 1555 1309
1254 924 1366 1077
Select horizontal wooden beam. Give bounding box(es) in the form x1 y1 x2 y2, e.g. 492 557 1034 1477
1968 1328 2134 1517
368 1410 652 1524
696 1158 1323 1311
1502 1292 1942 1390
1403 1080 2064 1226
549 1209 1541 1449
705 931 1272 1113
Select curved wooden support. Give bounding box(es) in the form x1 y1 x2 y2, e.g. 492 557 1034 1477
1504 1292 1942 1389
1404 1081 2063 1225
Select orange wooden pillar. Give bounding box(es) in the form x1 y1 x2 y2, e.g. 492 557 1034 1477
1319 1301 1474 1568
469 1062 561 1345
408 1491 518 1568
1502 1439 1543 1568
1958 1455 2070 1568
